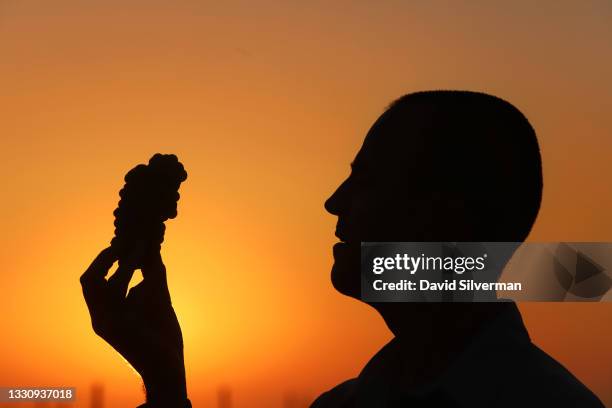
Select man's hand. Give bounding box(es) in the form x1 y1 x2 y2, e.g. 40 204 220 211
80 247 188 406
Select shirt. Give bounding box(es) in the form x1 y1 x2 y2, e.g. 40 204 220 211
311 303 605 408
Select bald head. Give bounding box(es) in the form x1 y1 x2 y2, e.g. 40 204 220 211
356 90 542 241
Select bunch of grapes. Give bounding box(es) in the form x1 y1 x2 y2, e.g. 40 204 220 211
111 153 187 264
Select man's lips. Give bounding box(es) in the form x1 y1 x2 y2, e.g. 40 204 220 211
334 223 356 252
335 227 350 243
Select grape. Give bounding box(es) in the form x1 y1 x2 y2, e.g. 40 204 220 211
110 153 187 264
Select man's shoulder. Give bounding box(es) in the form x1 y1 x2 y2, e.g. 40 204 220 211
308 342 606 408
310 378 358 408
498 342 604 407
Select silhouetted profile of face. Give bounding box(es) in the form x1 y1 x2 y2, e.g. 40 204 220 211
325 91 542 299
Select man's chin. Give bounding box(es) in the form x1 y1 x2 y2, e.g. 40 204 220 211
331 263 360 299
331 242 361 298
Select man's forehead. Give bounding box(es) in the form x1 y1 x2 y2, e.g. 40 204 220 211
365 99 435 141
354 123 431 170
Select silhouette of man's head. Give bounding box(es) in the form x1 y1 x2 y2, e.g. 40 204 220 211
325 90 542 298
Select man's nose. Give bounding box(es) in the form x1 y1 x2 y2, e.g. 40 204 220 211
324 177 350 216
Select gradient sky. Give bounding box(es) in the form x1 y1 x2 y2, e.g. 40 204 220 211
1 1 611 407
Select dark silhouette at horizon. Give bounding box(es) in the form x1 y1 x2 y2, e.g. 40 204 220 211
216 385 232 408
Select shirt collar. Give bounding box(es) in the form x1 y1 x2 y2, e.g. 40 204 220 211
441 302 531 407
352 302 531 408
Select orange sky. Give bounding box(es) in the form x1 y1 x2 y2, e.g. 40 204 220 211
1 1 611 407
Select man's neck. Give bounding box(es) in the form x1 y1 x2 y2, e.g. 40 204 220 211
375 303 504 388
